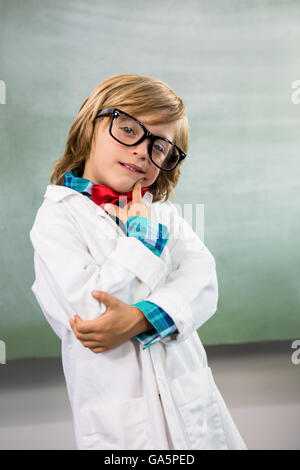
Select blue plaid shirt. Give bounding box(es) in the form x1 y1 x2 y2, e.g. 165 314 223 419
63 169 178 349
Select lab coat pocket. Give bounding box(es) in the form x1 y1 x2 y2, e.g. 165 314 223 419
169 367 228 450
78 396 152 450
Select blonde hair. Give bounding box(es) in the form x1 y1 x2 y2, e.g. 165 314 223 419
50 74 189 202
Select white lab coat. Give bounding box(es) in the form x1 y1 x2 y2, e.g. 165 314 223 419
29 184 247 450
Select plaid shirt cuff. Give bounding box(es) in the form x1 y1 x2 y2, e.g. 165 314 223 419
126 216 169 257
133 300 178 349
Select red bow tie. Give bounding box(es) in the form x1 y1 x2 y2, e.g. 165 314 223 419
91 184 148 207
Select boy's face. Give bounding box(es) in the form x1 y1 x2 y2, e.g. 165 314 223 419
83 111 178 193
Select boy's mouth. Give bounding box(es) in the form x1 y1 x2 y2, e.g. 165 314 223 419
119 162 145 175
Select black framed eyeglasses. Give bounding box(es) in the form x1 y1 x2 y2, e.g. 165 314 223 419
94 107 187 172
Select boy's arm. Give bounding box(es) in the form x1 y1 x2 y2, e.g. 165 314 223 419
125 215 179 349
133 202 218 346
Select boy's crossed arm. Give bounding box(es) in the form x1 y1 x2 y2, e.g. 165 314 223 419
70 204 218 354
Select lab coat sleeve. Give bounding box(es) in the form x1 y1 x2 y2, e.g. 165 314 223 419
29 200 169 333
125 215 179 346
141 201 219 344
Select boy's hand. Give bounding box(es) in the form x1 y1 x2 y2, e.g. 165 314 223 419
101 179 152 225
69 291 153 353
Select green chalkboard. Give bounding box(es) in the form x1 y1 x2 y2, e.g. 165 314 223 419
1 0 300 360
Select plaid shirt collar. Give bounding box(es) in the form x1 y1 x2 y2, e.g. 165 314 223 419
63 169 97 200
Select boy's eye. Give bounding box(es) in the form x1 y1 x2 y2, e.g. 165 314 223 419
120 126 135 135
154 143 165 153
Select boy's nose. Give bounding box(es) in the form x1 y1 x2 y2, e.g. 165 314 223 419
132 138 151 159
